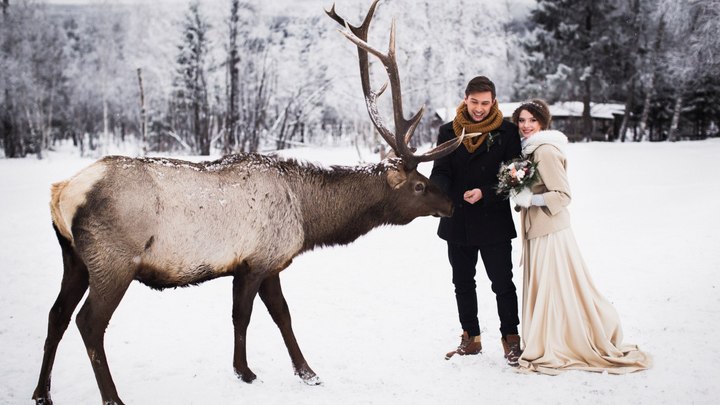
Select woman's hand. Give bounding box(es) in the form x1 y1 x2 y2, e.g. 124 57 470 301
463 188 483 204
511 188 533 208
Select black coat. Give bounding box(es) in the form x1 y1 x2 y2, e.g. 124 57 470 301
430 119 521 246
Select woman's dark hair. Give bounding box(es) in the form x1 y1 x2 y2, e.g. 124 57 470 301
511 99 552 130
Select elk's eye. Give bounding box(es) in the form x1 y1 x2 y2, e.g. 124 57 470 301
414 182 425 193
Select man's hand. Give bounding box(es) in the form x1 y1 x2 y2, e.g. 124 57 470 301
463 188 483 204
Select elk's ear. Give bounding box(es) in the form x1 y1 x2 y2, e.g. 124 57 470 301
387 168 407 189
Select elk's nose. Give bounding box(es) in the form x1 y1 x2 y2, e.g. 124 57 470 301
435 203 454 218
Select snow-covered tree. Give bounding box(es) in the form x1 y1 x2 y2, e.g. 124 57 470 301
518 0 624 140
660 0 720 141
58 5 136 156
1 0 68 158
266 14 332 149
171 1 213 155
223 0 242 154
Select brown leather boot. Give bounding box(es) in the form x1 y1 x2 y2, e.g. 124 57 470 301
445 331 482 360
501 334 522 367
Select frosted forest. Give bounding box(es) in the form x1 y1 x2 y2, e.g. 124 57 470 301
2 1 720 404
1 0 719 159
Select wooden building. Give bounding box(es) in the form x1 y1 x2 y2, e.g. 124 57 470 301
431 102 625 142
499 101 625 142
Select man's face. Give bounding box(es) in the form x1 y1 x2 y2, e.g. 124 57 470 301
463 91 494 122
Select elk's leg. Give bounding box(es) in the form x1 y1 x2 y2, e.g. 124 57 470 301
258 274 321 385
33 234 89 405
75 271 133 405
232 267 263 383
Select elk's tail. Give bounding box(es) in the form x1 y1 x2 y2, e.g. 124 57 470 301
50 180 73 243
49 161 108 245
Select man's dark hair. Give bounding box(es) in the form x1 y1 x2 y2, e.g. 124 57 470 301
465 76 496 100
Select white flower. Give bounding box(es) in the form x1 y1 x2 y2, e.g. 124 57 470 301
516 170 525 180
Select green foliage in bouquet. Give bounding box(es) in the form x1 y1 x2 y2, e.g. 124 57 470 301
496 158 540 196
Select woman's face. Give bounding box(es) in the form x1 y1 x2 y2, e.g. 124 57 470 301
518 109 542 139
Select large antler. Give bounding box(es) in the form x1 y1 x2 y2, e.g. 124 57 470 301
326 0 462 171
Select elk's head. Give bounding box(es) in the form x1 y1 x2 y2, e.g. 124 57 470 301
382 160 454 222
327 0 462 221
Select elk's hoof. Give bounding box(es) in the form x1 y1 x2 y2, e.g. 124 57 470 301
34 397 53 405
236 368 257 383
297 368 322 386
302 374 323 386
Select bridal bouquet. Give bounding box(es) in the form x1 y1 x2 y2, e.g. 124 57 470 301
496 158 539 196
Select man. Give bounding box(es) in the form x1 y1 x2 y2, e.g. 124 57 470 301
430 76 522 366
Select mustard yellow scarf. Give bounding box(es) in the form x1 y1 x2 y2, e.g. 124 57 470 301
452 101 504 153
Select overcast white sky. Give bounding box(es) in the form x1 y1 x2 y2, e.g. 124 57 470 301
45 0 328 4
42 0 347 16
45 0 535 8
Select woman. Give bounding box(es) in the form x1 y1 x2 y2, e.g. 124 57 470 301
510 99 651 375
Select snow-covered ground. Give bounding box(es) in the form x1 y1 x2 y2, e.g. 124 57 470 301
1 139 719 404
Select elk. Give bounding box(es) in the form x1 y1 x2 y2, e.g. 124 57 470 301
32 1 462 404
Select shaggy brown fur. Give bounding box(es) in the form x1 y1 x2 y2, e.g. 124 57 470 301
32 152 454 404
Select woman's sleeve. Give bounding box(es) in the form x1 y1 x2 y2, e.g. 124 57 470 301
535 145 571 216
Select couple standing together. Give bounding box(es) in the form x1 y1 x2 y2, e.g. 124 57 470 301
430 76 652 374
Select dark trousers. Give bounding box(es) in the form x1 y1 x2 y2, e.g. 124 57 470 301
447 240 519 337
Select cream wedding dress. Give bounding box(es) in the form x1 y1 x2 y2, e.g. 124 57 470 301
517 131 652 375
519 228 652 375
